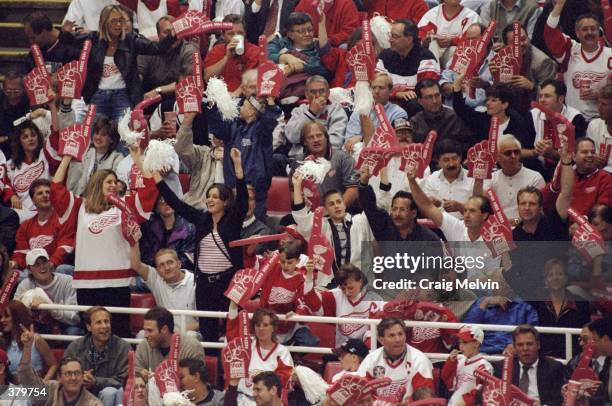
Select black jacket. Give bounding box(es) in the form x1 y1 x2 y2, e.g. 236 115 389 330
493 356 566 406
244 0 300 44
0 205 19 254
568 354 611 406
59 31 175 107
156 177 248 274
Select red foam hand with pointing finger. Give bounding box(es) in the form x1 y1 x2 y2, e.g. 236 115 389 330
398 130 437 176
24 45 53 106
355 147 401 176
530 101 576 152
59 104 96 162
257 36 284 97
222 311 251 379
176 53 203 114
476 355 536 406
481 188 516 257
308 207 333 277
602 0 612 44
107 193 142 247
346 20 376 83
172 10 234 39
466 116 499 180
123 351 135 406
57 40 91 99
153 333 181 396
568 208 608 262
224 252 280 306
0 271 19 311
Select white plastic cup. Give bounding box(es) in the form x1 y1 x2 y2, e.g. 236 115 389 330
234 34 245 56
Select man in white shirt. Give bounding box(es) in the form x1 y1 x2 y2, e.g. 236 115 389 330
587 84 612 173
481 134 545 224
130 242 198 335
356 317 433 402
63 0 118 32
421 139 475 219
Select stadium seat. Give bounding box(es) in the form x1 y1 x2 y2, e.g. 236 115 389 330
130 293 157 337
323 361 342 383
179 173 191 194
205 355 219 388
266 177 292 227
301 322 336 373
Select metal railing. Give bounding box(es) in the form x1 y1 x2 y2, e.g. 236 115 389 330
38 303 582 362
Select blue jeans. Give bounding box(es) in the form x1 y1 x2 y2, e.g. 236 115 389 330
285 326 320 347
98 387 123 406
89 89 131 121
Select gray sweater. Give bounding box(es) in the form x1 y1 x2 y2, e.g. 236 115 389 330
135 333 204 373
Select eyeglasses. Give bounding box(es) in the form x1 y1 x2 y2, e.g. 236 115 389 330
501 149 521 157
292 27 313 35
62 370 83 378
578 335 591 344
110 18 127 25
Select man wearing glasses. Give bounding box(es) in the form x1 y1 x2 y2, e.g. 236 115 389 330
0 72 29 157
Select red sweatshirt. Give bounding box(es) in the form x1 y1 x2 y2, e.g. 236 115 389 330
363 0 428 23
294 0 360 47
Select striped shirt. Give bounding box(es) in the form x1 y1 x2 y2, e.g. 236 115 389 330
198 231 232 274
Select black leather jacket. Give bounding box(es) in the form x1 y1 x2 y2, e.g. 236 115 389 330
59 31 175 107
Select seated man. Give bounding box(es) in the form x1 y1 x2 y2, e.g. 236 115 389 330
226 371 284 406
14 248 82 336
493 324 565 405
267 12 331 82
587 83 612 173
19 326 103 405
130 242 198 335
138 15 197 100
356 317 434 402
64 306 130 406
135 307 205 375
178 358 224 405
0 71 29 157
285 75 348 155
204 14 259 93
570 137 612 215
11 179 74 276
330 339 369 382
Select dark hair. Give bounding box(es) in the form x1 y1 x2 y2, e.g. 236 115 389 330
501 22 526 45
0 244 10 286
92 117 120 158
1 301 34 349
391 191 416 210
575 13 600 31
178 358 210 384
469 195 492 215
23 11 53 34
485 83 513 107
59 356 83 373
3 70 24 84
517 186 543 207
336 264 367 288
279 240 302 260
435 139 463 159
600 83 612 100
155 16 175 34
28 178 51 199
286 12 312 32
252 371 282 395
588 315 612 340
347 27 364 50
575 136 595 152
206 183 235 210
11 121 44 169
83 306 112 326
394 19 418 42
144 307 174 333
588 204 612 224
512 324 540 343
377 317 406 338
540 79 567 97
223 13 244 26
322 189 342 205
415 79 439 99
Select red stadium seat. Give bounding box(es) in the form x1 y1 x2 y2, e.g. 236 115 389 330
205 355 219 388
51 348 65 361
323 361 342 383
267 177 292 215
179 173 191 194
130 293 157 337
301 323 336 373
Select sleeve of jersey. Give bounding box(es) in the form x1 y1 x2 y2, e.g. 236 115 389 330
416 57 440 82
418 22 437 40
50 222 76 266
411 354 434 393
50 181 79 227
544 14 572 61
12 224 29 269
126 176 159 223
43 130 62 170
298 287 324 315
440 358 458 390
275 353 294 388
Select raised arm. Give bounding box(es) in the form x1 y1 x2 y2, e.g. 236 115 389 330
130 234 150 281
555 144 574 219
406 167 443 227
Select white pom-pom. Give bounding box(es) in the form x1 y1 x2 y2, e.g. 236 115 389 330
329 87 354 108
147 377 162 406
294 366 329 404
206 77 239 121
370 16 391 50
162 391 193 406
143 139 179 174
296 158 331 183
353 82 373 116
118 109 144 146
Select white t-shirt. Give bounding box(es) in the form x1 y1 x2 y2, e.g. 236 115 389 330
421 168 475 219
145 266 197 332
587 118 612 173
487 166 545 222
99 56 126 90
63 0 118 31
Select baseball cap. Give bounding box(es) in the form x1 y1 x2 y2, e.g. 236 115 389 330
26 248 49 267
0 349 6 365
392 118 412 132
454 325 484 344
332 339 369 359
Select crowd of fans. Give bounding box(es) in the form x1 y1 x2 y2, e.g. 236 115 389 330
0 0 610 404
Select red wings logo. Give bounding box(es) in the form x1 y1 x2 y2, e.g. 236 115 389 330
571 71 608 89
88 213 121 234
28 235 54 248
13 161 45 193
102 63 120 78
268 287 296 304
338 309 370 336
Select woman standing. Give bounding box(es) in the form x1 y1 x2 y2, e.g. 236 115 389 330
61 4 177 119
154 115 247 342
51 142 158 338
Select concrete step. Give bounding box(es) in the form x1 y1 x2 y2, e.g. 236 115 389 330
0 0 70 25
0 22 63 48
0 47 29 75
